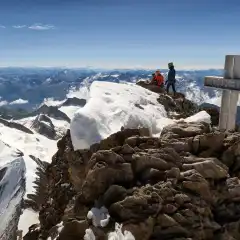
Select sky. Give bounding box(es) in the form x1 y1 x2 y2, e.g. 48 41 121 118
0 0 240 69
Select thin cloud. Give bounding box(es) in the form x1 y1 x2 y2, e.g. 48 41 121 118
0 25 6 29
13 25 26 29
28 23 55 30
9 98 28 105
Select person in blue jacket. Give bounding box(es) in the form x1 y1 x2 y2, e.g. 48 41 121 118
165 62 176 96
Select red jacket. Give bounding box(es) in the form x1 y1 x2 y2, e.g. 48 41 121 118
153 74 164 86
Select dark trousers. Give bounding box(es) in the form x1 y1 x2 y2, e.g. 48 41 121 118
166 82 176 94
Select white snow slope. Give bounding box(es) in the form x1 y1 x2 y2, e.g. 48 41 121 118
0 122 58 235
71 81 211 150
0 141 26 240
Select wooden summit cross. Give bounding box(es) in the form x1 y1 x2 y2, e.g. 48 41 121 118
204 55 240 131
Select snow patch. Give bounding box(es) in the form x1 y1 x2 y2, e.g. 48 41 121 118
18 209 39 236
87 206 110 227
84 228 96 240
0 125 57 197
41 98 65 107
111 74 120 78
184 110 211 124
56 221 64 234
59 106 81 120
0 140 22 167
70 81 173 150
108 223 135 240
60 183 70 188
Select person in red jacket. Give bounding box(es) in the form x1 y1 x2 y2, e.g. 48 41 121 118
151 70 164 87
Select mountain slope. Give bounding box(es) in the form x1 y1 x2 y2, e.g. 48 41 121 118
0 141 26 240
0 80 213 238
24 121 240 239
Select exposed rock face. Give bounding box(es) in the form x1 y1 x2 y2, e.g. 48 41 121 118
200 103 220 126
157 92 199 119
61 97 86 107
32 130 76 239
24 155 50 211
35 104 70 123
136 80 199 119
0 117 33 134
24 122 240 240
31 114 57 139
136 80 165 94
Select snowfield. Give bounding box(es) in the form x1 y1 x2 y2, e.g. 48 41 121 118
70 81 174 150
70 81 211 150
0 122 58 236
0 123 57 197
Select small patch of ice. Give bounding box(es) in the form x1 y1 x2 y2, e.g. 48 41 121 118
84 228 96 240
108 223 135 240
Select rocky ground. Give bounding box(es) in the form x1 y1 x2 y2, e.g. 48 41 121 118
22 122 240 239
21 88 240 240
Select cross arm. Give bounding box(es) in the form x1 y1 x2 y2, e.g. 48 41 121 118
204 76 240 91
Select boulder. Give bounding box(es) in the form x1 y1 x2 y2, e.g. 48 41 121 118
182 158 228 180
181 169 212 201
109 190 162 222
123 217 155 240
103 185 128 208
152 225 189 239
58 220 88 240
132 152 171 174
80 150 134 204
190 132 225 156
222 140 240 171
161 122 211 140
200 104 220 126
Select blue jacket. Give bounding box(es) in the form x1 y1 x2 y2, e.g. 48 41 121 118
167 68 176 83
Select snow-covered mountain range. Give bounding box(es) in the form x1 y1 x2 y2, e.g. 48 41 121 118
0 67 226 239
0 67 223 112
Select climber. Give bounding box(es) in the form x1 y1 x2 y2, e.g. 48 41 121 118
165 62 176 95
150 70 164 88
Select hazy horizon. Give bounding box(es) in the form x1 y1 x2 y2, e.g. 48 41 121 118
0 64 223 71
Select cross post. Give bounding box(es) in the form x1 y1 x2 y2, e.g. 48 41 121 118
204 55 240 131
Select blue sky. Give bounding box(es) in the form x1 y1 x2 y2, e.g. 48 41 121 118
0 0 240 69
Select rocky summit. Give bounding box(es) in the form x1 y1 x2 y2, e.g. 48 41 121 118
22 117 240 239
